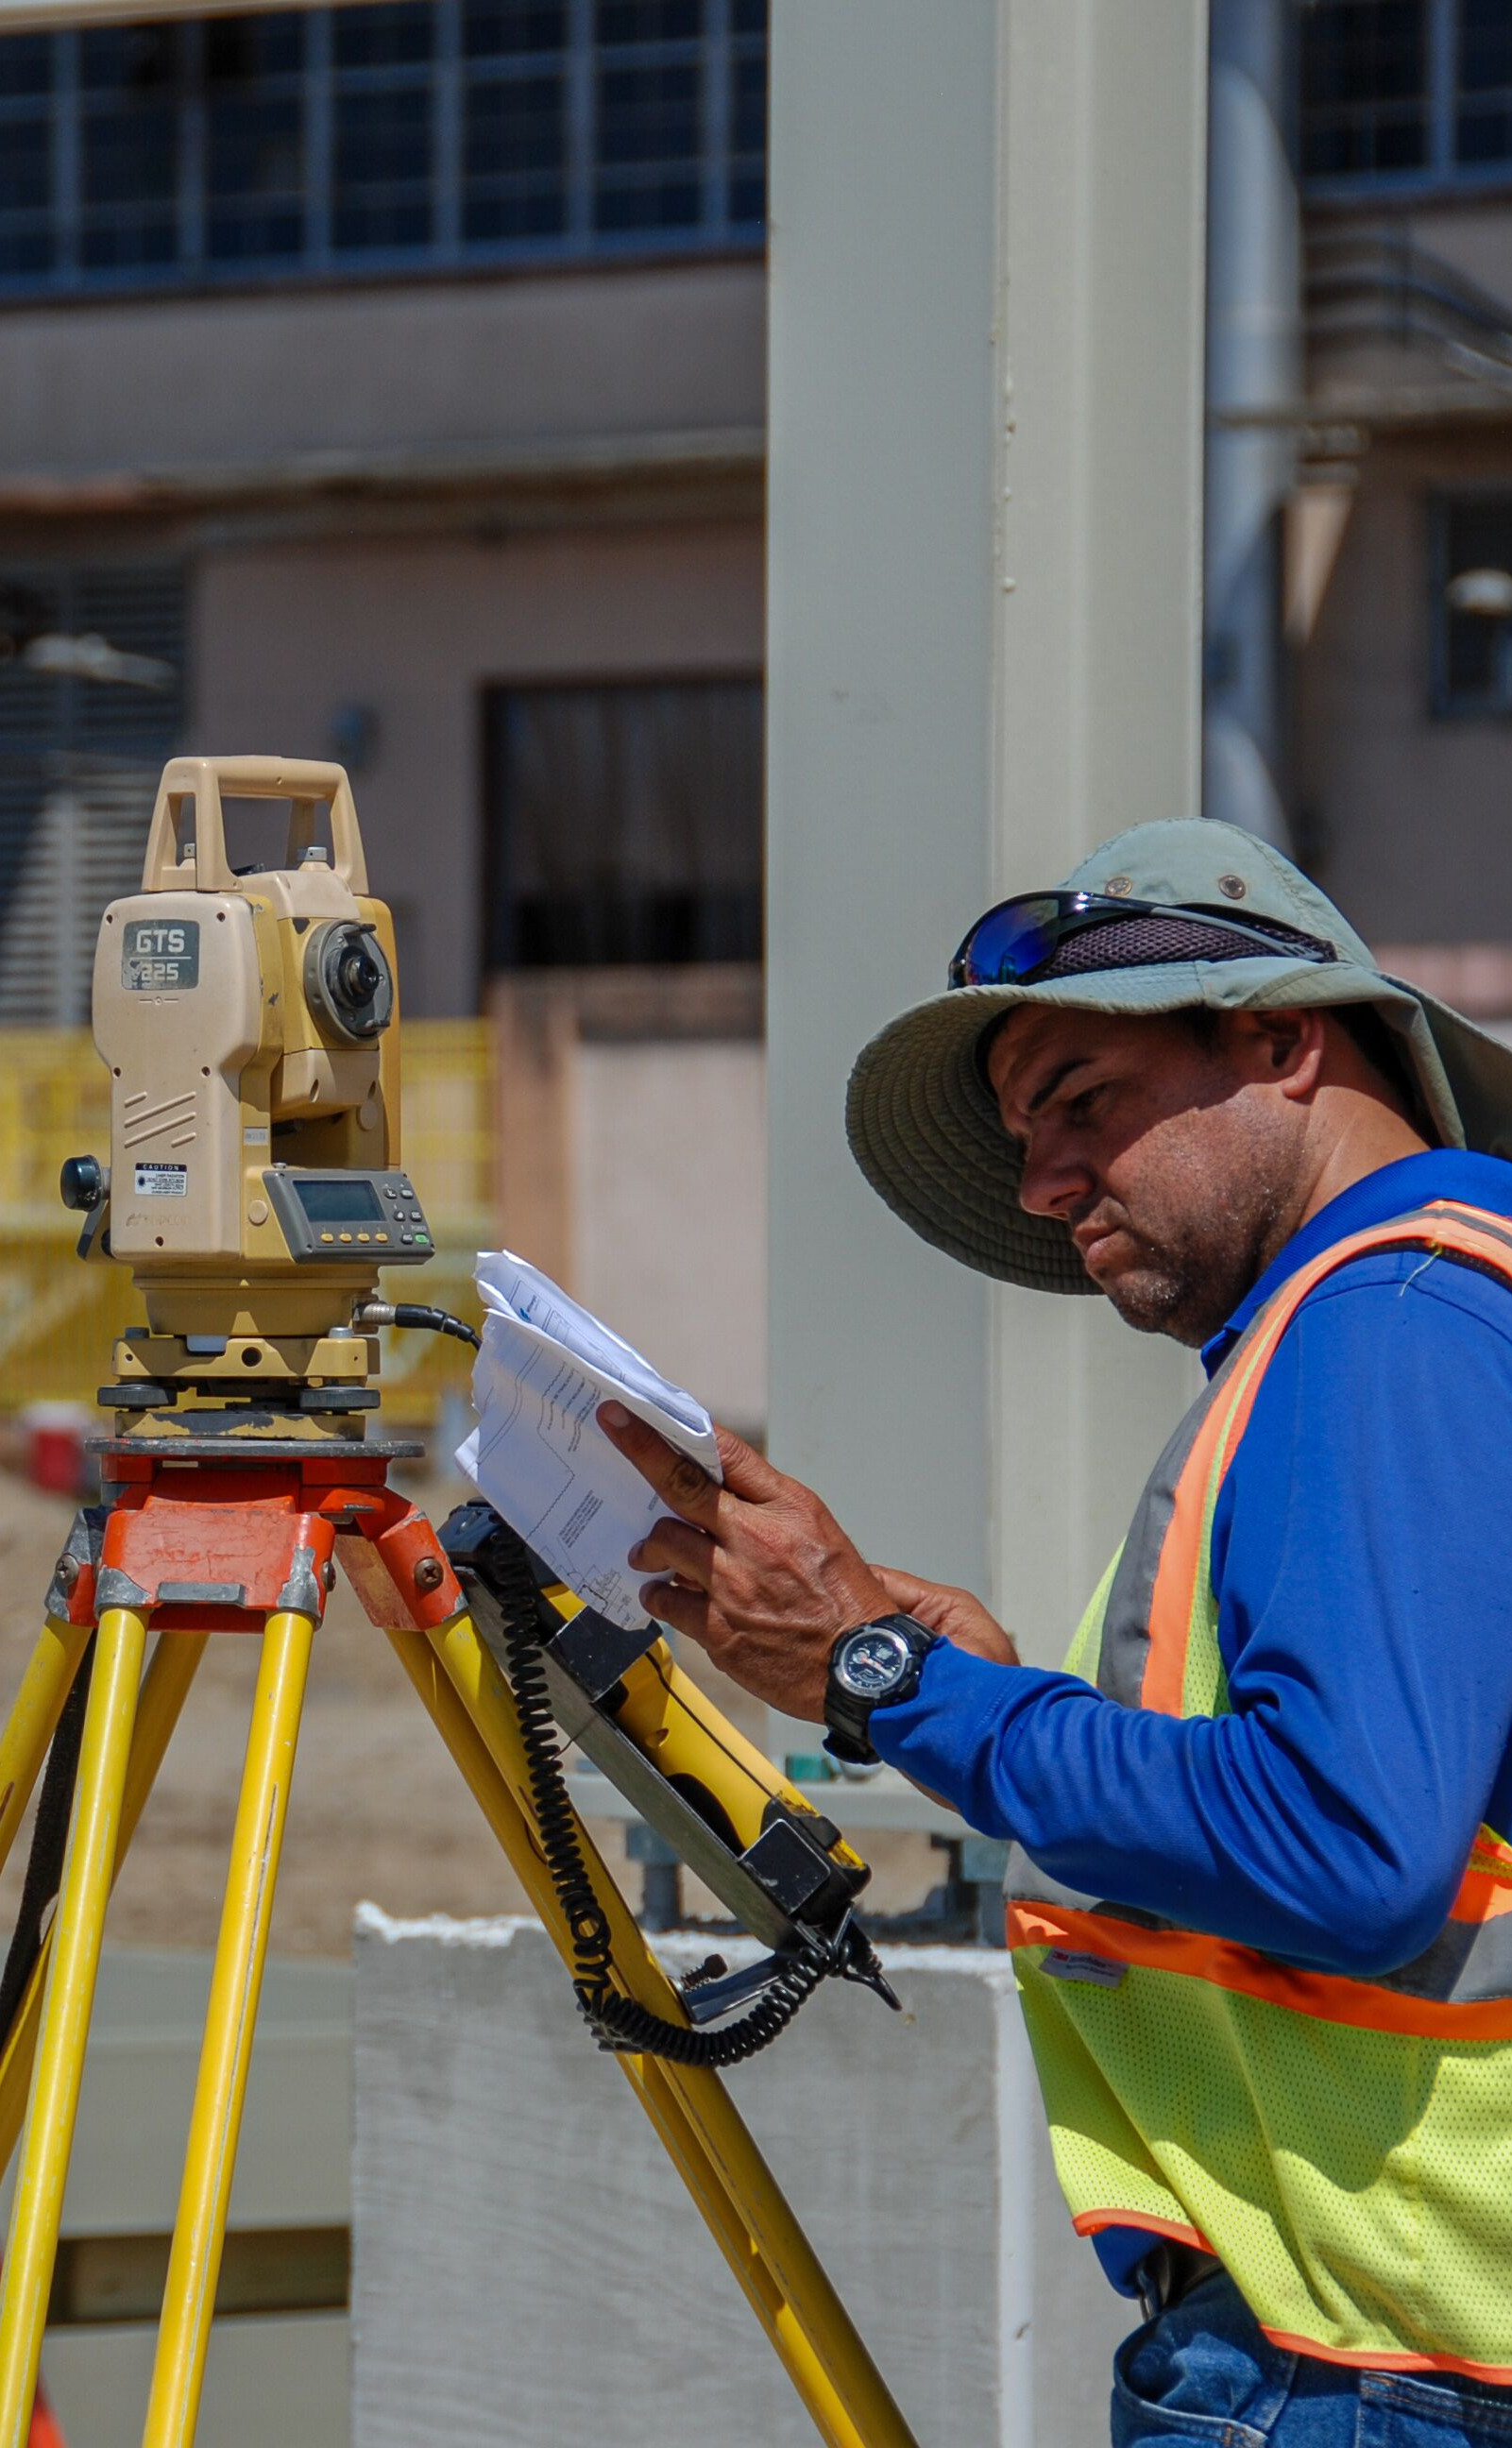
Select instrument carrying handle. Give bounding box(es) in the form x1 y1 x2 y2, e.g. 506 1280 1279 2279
142 756 368 895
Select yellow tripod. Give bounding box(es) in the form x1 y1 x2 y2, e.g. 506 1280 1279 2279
0 1426 920 2448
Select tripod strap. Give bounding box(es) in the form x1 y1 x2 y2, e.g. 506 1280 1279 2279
0 1635 95 2051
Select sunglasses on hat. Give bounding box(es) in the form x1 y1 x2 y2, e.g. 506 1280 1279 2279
947 891 1339 990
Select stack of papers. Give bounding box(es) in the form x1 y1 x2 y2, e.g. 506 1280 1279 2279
455 1250 722 1631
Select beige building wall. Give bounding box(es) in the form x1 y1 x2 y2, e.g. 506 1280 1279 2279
0 262 765 484
575 1040 766 1433
191 516 763 1016
1297 431 1512 950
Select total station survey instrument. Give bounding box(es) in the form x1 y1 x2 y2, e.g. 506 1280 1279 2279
0 756 920 2448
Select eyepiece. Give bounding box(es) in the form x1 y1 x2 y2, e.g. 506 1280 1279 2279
60 1154 107 1213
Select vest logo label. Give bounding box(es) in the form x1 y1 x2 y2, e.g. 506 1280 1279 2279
1040 1948 1126 1989
133 1163 188 1198
122 919 199 991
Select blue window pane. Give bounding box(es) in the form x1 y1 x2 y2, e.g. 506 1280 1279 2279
1300 0 1428 178
334 3 435 70
0 230 53 276
207 97 305 257
731 0 765 32
80 22 180 90
334 87 433 248
732 48 763 158
464 1 568 59
205 13 306 80
82 103 177 205
597 2 700 41
595 60 700 230
1458 104 1512 162
597 61 697 163
0 35 54 98
1460 0 1512 93
466 71 566 176
0 118 48 213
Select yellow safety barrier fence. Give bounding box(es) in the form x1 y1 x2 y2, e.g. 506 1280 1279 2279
0 1022 498 1422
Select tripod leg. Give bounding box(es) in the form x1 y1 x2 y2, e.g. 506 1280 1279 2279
387 1611 919 2448
0 1618 92 1885
142 1607 314 2448
0 1604 148 2448
0 1632 207 2180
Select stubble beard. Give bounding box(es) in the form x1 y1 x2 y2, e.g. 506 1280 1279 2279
1090 1188 1289 1349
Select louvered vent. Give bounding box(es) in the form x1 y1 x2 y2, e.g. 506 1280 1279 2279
0 564 184 1026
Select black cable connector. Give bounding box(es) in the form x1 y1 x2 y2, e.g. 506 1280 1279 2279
355 1300 481 1352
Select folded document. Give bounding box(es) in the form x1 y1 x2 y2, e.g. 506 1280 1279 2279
455 1250 722 1631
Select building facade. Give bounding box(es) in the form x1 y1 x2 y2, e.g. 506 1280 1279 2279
0 0 770 1424
1288 0 1512 1013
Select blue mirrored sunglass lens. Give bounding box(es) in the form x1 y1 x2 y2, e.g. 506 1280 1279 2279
957 897 1065 984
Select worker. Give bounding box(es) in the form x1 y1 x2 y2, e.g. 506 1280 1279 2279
600 820 1512 2445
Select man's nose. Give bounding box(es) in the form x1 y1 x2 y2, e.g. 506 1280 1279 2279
1017 1136 1094 1221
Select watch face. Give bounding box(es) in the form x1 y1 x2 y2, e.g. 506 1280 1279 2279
836 1626 911 1699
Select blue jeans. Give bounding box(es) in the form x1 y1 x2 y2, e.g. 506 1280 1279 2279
1113 2272 1512 2446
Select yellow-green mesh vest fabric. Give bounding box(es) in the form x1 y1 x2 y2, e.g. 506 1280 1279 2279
1010 1220 1512 2378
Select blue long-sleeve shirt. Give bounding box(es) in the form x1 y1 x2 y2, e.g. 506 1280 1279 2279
869 1148 1512 2291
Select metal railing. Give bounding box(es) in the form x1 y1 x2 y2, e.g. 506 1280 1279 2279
0 1018 497 1421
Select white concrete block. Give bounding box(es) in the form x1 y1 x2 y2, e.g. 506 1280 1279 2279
351 1912 1130 2448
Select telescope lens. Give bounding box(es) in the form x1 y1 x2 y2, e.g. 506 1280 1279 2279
338 946 382 1006
305 920 394 1042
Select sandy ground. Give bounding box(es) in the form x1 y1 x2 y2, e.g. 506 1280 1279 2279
0 1450 941 1959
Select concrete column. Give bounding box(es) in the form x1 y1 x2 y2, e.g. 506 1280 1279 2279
765 0 1208 1730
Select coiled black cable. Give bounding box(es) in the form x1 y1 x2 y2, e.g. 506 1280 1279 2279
484 1520 830 2065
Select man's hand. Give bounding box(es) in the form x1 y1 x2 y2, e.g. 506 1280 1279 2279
598 1404 895 1720
598 1405 1022 1721
870 1566 1020 1669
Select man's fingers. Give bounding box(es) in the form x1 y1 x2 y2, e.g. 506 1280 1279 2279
598 1402 722 1528
712 1423 785 1501
631 1518 715 1589
873 1565 938 1614
640 1579 711 1647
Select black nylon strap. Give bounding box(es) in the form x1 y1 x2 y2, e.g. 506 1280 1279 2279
0 1633 94 2048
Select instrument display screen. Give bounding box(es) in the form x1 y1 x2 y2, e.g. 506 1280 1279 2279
295 1178 384 1222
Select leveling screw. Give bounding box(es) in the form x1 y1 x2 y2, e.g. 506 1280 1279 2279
413 1556 446 1594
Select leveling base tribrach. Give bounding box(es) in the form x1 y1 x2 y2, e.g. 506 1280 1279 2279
0 758 916 2448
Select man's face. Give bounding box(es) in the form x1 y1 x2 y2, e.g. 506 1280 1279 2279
987 1005 1305 1347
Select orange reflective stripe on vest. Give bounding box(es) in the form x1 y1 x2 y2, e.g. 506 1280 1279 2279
1011 1202 1512 2030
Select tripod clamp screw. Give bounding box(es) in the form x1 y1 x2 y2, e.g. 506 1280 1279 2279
54 1556 80 1598
413 1556 446 1595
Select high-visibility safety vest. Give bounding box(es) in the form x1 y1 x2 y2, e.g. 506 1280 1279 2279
1008 1200 1512 2383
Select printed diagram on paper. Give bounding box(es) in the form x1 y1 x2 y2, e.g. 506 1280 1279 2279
456 1250 722 1631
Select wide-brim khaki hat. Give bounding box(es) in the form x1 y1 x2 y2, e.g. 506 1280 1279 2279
846 819 1512 1293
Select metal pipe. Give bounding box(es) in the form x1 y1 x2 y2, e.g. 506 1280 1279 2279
1204 0 1301 845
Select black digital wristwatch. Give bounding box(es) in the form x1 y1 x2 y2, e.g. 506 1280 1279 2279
823 1615 940 1766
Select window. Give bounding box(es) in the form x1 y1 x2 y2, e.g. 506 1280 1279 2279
0 0 766 298
0 565 186 1024
1434 499 1512 716
1303 0 1512 191
483 679 762 968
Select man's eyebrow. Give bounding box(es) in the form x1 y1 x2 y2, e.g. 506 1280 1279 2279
1023 1054 1092 1118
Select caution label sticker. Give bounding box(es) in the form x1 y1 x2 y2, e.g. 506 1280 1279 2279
133 1163 188 1198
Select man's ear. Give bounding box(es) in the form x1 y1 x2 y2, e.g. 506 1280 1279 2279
1237 1008 1326 1099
